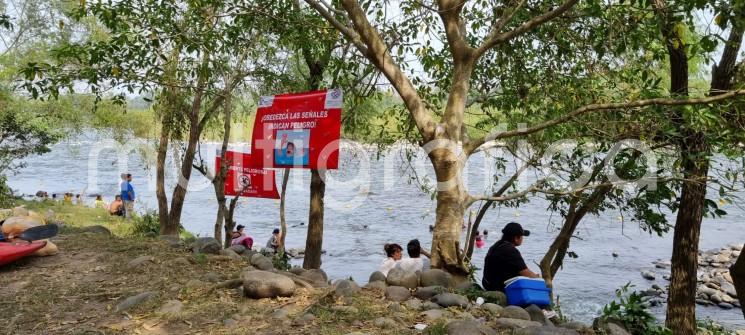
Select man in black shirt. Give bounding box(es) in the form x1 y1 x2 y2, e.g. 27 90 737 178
482 222 540 292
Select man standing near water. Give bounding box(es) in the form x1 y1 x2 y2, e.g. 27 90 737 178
121 174 135 219
482 222 540 292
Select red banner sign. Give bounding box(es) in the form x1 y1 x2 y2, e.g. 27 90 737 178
250 89 342 169
216 150 279 198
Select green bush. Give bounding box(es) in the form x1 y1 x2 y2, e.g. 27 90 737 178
600 283 670 335
697 318 734 335
130 210 160 237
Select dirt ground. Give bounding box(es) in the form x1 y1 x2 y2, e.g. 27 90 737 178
0 226 455 335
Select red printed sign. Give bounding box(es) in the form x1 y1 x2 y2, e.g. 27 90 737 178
249 89 342 169
216 150 279 199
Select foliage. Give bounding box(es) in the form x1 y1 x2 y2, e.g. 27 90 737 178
696 318 734 335
130 210 161 238
0 176 15 208
272 251 291 271
423 321 447 335
600 283 670 335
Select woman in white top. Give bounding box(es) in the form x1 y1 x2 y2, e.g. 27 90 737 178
396 239 431 272
379 243 403 276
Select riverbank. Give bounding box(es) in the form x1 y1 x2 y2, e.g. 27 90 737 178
2 200 743 334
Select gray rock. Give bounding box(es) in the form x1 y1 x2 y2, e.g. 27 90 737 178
415 286 444 300
80 225 112 235
125 255 154 270
388 302 405 312
696 299 712 306
241 270 296 299
432 293 469 308
385 268 419 289
191 237 221 254
114 292 156 313
445 319 497 335
201 272 222 283
334 279 361 297
251 255 274 271
719 302 734 309
385 286 411 302
271 308 289 319
456 281 480 291
721 282 737 297
422 301 442 310
156 300 183 315
372 317 397 329
641 270 656 280
420 269 453 288
711 293 724 304
516 326 579 335
729 243 743 251
714 254 731 263
420 309 450 321
593 318 631 335
160 235 184 248
332 305 359 314
481 303 503 315
500 306 531 321
663 274 671 281
368 271 386 283
227 244 246 254
494 318 542 329
302 269 328 282
365 281 387 291
292 313 316 326
560 321 589 331
699 285 719 297
482 291 508 306
289 266 306 276
525 304 551 326
220 248 242 260
404 298 422 310
223 318 237 328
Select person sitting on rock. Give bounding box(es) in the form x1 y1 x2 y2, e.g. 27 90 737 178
231 224 253 249
379 243 403 276
265 228 281 252
109 195 124 217
396 239 431 273
482 222 540 292
94 195 106 209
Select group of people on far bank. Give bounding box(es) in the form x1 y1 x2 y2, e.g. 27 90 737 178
381 222 539 293
34 173 136 220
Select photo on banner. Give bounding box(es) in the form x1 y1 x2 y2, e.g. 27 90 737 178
215 150 279 199
249 89 342 169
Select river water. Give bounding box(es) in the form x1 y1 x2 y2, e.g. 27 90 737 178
8 132 745 327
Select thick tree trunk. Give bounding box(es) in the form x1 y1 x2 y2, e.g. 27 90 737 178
279 168 290 254
666 139 708 334
163 118 200 235
303 169 326 269
429 148 469 278
224 195 239 246
731 254 745 318
156 126 171 234
215 92 233 246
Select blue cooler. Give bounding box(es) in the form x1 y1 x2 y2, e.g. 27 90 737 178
504 277 551 307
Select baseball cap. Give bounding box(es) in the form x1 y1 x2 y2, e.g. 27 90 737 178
273 228 280 234
502 222 530 237
236 225 245 230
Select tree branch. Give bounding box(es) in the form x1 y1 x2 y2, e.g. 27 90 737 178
464 89 745 154
475 0 578 58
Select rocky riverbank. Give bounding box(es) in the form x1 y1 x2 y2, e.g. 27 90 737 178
640 243 741 310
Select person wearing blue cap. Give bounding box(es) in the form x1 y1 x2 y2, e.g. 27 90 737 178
482 222 540 292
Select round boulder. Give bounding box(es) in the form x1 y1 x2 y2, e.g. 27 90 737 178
446 319 497 335
250 254 274 271
420 269 453 288
191 237 221 254
333 279 361 297
501 305 531 320
228 244 246 254
432 293 469 308
386 268 419 289
369 271 387 283
242 270 296 299
385 286 411 302
415 286 444 300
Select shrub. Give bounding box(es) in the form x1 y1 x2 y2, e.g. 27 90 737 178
130 210 160 237
600 282 670 335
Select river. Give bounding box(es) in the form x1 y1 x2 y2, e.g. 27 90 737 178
8 131 745 327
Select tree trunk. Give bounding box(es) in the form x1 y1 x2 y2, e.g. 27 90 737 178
429 148 469 278
303 169 326 269
279 168 290 254
163 115 201 236
224 195 240 246
666 139 708 334
731 254 745 318
156 125 171 234
215 90 233 246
